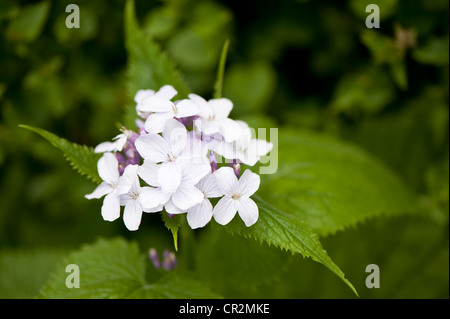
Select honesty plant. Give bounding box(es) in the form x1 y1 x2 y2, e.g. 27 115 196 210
19 0 424 298
87 86 273 231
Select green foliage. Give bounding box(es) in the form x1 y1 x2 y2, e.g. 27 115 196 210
0 248 64 298
0 0 447 299
258 129 417 236
124 0 190 128
161 212 183 251
19 125 101 183
224 196 357 295
39 237 220 299
194 225 292 297
5 1 50 43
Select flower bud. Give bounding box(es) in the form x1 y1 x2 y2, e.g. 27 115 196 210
148 248 161 269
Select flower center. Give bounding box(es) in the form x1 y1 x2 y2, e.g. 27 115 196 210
131 192 139 200
172 105 178 114
231 193 241 200
207 114 216 121
167 152 177 162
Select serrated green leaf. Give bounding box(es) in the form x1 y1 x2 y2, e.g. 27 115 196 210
20 125 101 183
124 0 189 128
224 196 357 295
38 237 220 299
258 129 417 236
161 212 183 251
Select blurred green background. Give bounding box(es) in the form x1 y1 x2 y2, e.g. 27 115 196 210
0 0 448 298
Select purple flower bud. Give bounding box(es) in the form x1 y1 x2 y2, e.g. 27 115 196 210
175 117 189 127
233 163 241 178
185 115 199 129
208 150 218 172
128 131 140 144
149 248 161 269
115 152 126 164
136 119 146 131
162 249 177 271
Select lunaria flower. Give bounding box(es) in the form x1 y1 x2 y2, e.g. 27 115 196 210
189 93 242 143
87 85 272 231
94 129 138 154
85 153 130 222
213 120 273 166
213 167 260 227
186 172 223 229
136 85 199 133
135 119 208 193
119 164 163 231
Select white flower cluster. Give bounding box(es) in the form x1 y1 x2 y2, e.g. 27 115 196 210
86 85 273 231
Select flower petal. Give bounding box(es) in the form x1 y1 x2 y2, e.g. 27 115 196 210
236 197 259 227
157 162 182 194
212 196 237 225
144 112 175 134
162 118 187 156
187 199 213 229
171 183 204 210
180 162 211 185
208 98 233 119
218 118 243 143
97 153 119 184
94 141 119 153
137 160 159 186
188 93 207 106
139 186 171 209
121 164 140 194
247 139 273 157
178 131 208 162
213 167 238 196
134 89 154 104
143 204 164 213
138 96 174 113
85 182 112 199
197 173 223 198
174 99 199 118
165 198 185 214
155 85 177 100
101 193 121 222
123 200 143 231
135 133 170 162
238 169 260 197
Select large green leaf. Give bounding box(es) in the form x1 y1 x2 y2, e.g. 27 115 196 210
38 237 220 299
258 129 417 236
124 0 189 128
224 196 358 295
20 125 101 183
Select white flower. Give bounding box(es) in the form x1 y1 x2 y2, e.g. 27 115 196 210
212 167 260 227
213 120 273 166
119 164 163 231
136 85 199 133
85 153 130 222
94 129 135 153
138 160 211 213
135 119 208 194
186 172 223 229
189 93 242 143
